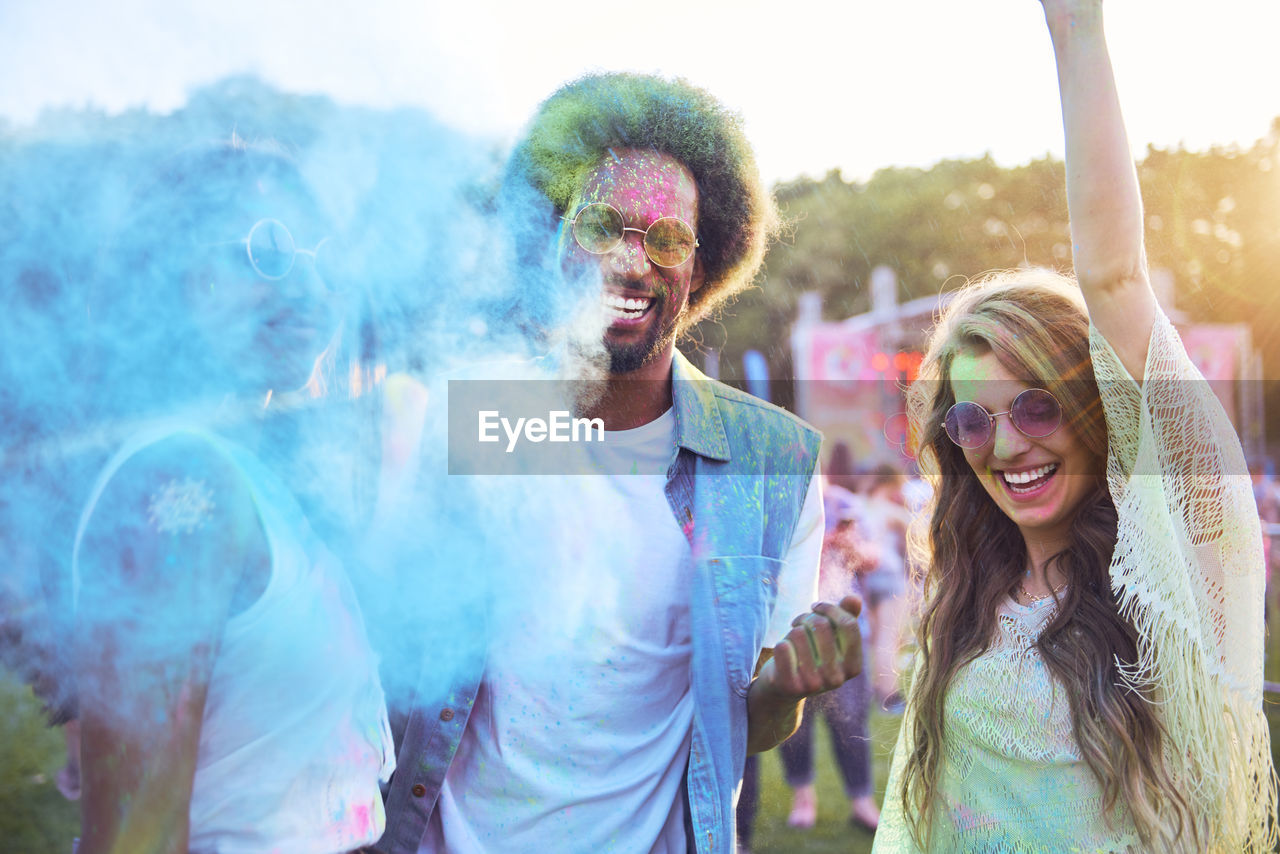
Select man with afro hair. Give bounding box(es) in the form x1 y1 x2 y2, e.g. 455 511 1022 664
379 73 863 854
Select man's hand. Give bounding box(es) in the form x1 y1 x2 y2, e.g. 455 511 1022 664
761 594 863 698
745 595 863 754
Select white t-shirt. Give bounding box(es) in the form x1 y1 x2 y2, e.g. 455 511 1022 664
421 409 821 853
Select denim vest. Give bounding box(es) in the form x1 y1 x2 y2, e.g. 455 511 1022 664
379 351 821 854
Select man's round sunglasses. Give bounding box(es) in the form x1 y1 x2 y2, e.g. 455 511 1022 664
566 202 699 268
942 388 1063 449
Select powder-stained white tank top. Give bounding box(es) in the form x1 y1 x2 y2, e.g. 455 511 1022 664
75 429 395 853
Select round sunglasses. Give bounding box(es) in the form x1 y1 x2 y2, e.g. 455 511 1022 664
566 202 699 268
942 388 1063 449
237 218 330 281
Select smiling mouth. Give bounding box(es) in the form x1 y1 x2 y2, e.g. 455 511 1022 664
998 463 1059 495
602 292 653 321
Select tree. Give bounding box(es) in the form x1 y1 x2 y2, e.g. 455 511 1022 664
695 127 1280 447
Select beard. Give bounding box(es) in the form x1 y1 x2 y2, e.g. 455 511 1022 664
603 294 679 375
607 336 656 374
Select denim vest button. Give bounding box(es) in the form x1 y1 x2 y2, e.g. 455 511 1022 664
411 783 427 797
440 708 455 721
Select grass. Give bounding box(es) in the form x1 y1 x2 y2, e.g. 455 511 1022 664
745 707 899 854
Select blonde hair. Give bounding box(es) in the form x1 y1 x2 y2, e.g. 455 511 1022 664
900 269 1194 849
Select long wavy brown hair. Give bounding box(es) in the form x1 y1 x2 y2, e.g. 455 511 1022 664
900 269 1193 849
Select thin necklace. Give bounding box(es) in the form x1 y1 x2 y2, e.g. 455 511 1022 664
1019 579 1067 604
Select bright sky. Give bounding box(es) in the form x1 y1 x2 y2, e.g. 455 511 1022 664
2 0 1277 183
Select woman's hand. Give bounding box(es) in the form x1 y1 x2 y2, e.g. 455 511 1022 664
1039 0 1102 31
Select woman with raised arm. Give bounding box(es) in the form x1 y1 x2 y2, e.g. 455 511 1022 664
872 2 1276 851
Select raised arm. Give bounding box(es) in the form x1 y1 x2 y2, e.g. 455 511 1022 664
75 435 267 854
1045 0 1156 380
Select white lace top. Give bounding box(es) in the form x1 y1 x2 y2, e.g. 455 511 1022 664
873 311 1277 853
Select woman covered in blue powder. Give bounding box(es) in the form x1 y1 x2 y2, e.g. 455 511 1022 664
71 142 394 854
